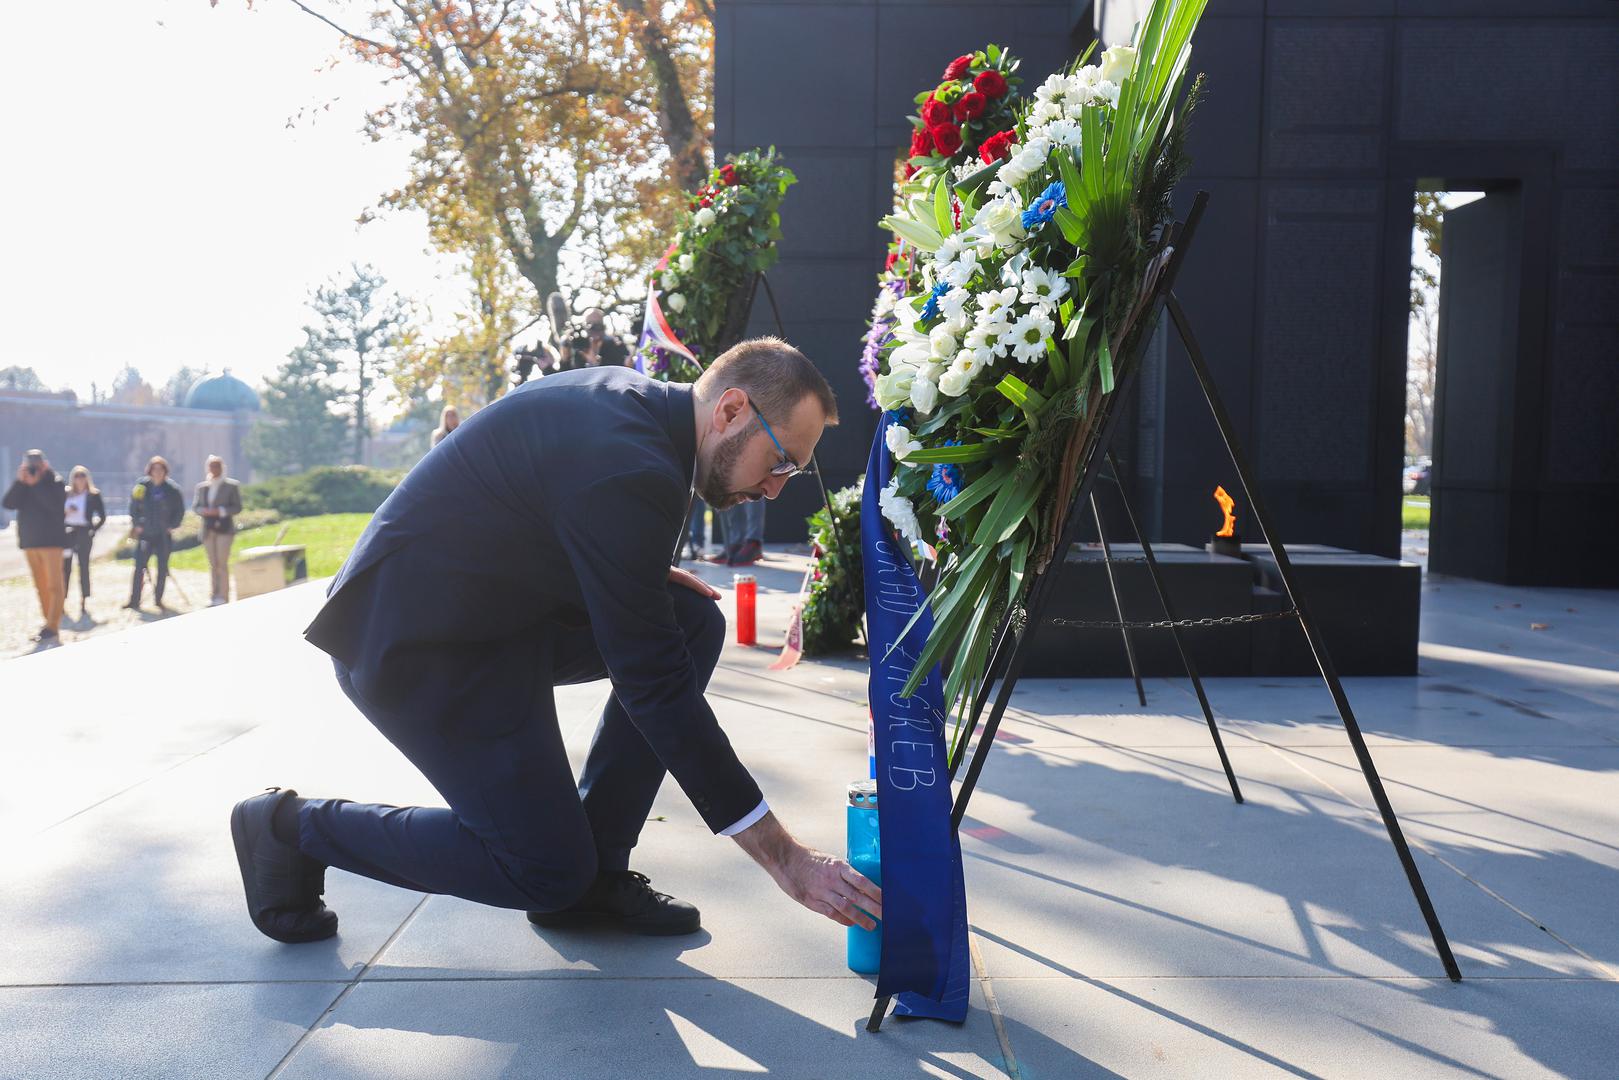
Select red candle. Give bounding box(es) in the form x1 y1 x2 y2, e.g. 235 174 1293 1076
734 574 757 646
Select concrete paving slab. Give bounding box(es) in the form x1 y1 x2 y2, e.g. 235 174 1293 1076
277 975 1007 1080
0 982 342 1080
989 975 1619 1080
958 744 1606 981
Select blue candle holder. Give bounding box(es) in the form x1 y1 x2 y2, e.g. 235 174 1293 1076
846 779 881 973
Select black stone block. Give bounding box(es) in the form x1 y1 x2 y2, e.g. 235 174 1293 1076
1241 548 1421 676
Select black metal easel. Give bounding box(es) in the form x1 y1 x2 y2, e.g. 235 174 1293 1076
867 192 1459 1033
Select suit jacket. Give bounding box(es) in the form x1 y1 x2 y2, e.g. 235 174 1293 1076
193 477 244 533
304 367 762 833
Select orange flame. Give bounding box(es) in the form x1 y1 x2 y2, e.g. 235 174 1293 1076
1213 486 1237 537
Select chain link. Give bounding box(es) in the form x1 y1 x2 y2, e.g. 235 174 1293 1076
1051 608 1298 631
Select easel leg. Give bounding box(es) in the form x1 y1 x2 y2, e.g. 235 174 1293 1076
1167 294 1460 982
1103 450 1243 804
1092 492 1148 707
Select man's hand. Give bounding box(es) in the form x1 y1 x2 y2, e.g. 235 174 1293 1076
668 565 721 600
733 811 882 930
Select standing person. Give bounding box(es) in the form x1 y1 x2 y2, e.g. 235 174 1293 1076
127 456 185 611
193 455 243 606
61 466 107 618
710 498 766 567
228 338 881 948
3 449 67 644
558 309 629 371
430 406 460 448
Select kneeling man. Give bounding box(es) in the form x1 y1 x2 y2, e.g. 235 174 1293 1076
230 338 880 941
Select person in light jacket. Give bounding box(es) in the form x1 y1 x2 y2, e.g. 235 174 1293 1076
193 455 243 606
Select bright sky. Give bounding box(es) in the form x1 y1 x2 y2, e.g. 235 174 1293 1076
0 0 463 405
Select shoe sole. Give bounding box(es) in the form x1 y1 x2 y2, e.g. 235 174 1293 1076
527 910 702 937
230 798 338 945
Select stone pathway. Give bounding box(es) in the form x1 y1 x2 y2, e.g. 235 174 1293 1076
2 548 1615 1078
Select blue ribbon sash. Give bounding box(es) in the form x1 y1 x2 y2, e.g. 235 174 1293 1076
861 414 970 1022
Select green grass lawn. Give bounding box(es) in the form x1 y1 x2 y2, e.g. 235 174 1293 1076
1403 495 1430 531
168 513 372 579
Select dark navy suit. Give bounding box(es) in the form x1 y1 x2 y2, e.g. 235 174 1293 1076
298 368 763 911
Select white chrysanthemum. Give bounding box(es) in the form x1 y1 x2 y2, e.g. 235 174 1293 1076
910 372 939 414
1020 266 1071 309
938 365 972 398
1029 100 1064 127
928 325 958 360
1044 118 1082 151
661 271 680 291
666 292 687 313
692 207 717 228
1100 44 1136 86
880 476 925 545
939 248 980 288
874 367 916 410
1095 80 1121 108
885 422 921 460
978 285 1020 321
938 287 970 323
874 287 899 319
935 233 968 265
1000 137 1051 188
966 317 1012 359
1008 310 1055 364
1034 72 1070 104
1070 65 1102 95
677 253 696 272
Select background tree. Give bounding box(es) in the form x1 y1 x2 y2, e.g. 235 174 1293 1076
394 235 523 410
0 365 48 392
110 365 158 407
1405 190 1445 461
161 365 212 407
231 0 714 397
308 264 409 463
245 338 351 475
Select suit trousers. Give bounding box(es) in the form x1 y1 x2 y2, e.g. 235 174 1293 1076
24 547 65 632
202 529 234 602
296 581 728 911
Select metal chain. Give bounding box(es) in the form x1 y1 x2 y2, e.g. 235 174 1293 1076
1050 608 1298 631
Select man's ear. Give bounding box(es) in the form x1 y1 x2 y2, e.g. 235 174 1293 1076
714 387 749 433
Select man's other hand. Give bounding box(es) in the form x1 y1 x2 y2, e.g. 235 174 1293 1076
668 565 721 600
732 811 883 930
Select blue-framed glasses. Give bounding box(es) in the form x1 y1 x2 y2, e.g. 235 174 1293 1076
749 401 815 478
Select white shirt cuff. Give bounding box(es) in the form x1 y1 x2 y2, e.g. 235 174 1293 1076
718 799 770 837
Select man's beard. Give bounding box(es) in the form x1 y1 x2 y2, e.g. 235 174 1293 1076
696 422 759 510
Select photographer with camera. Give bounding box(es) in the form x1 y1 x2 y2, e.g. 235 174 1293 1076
3 449 68 645
556 308 629 372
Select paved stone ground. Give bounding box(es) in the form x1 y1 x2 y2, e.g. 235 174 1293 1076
1 556 214 658
1 546 1615 1078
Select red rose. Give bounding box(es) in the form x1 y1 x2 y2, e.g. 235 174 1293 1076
909 127 934 158
953 91 986 121
941 54 973 81
979 128 1016 164
884 251 899 271
974 69 1008 99
700 195 713 207
719 164 738 186
903 163 918 180
920 96 952 128
929 122 963 157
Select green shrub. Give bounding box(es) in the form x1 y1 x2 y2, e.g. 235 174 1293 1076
114 508 282 560
801 479 865 656
242 465 403 518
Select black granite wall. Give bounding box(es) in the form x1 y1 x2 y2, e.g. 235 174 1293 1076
717 0 1619 586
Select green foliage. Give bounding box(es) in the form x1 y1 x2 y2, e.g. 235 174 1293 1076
246 343 351 477
800 479 865 656
168 513 374 580
114 509 282 560
1402 496 1431 531
241 466 402 518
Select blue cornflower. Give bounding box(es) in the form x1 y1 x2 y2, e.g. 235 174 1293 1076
919 281 950 322
885 407 913 427
927 442 963 503
1021 180 1068 230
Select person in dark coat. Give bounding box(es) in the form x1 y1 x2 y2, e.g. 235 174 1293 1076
3 449 67 643
229 338 882 947
127 456 185 610
62 465 107 616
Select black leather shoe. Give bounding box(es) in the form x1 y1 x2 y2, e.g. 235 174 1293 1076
230 788 338 944
527 870 700 936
